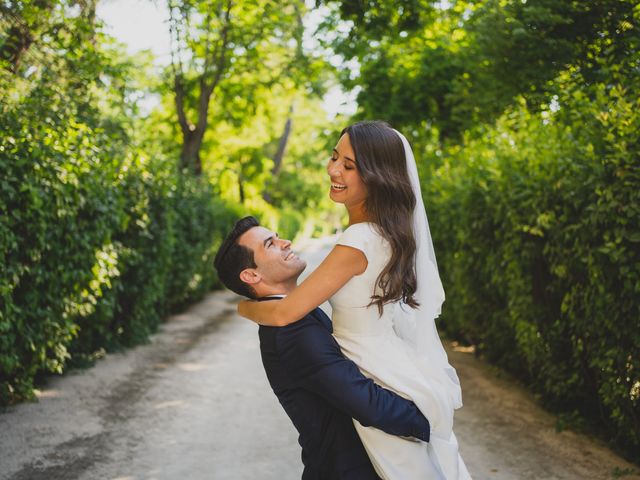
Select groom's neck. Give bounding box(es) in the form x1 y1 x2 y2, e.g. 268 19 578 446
257 280 297 298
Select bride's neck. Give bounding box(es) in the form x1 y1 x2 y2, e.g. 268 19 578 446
347 202 372 226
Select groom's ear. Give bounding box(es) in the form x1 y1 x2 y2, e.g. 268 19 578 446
239 268 261 285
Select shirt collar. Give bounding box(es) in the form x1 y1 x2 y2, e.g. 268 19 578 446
258 294 287 300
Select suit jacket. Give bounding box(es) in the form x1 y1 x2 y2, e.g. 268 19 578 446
258 299 430 480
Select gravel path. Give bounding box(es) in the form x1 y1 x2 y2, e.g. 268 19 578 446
1 237 638 480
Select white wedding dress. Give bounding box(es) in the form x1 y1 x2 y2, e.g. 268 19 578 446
330 222 472 480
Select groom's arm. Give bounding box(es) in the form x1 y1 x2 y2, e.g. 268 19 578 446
275 319 430 442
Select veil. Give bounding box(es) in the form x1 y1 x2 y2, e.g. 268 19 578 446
392 129 463 411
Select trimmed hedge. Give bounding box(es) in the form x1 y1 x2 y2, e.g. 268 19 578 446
0 82 237 404
426 77 640 461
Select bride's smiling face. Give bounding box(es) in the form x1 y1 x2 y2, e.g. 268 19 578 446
326 133 368 209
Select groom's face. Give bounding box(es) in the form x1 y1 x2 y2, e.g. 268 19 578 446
237 226 306 287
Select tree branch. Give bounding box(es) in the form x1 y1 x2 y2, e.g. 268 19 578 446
169 1 192 135
174 75 191 134
196 0 233 132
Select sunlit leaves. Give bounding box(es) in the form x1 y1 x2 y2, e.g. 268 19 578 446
321 0 639 140
0 0 239 405
427 77 640 461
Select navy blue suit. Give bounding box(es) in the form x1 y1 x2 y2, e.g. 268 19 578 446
258 299 430 479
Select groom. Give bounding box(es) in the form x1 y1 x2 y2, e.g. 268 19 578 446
214 216 431 479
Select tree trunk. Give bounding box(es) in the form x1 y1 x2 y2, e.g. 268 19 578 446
170 0 232 177
1 1 94 73
238 173 245 204
263 105 294 203
180 129 204 175
272 105 293 176
0 0 55 73
77 0 97 44
0 24 33 73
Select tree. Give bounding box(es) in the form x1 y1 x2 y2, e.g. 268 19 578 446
0 0 98 74
168 0 308 175
318 0 639 141
0 0 56 73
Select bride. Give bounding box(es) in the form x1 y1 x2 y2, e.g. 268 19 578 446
238 121 471 479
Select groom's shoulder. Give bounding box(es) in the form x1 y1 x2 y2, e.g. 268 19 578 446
259 311 326 355
273 312 339 367
278 309 333 351
310 306 331 322
281 309 325 331
271 309 331 339
257 297 329 327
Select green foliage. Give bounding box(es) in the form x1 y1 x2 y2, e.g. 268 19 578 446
426 77 640 461
167 0 330 173
319 0 640 461
149 65 340 236
148 0 337 234
0 77 236 403
0 1 240 404
0 0 339 405
322 0 639 140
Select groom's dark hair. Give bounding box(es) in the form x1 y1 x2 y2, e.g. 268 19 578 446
214 216 260 299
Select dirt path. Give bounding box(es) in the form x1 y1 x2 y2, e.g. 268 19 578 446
1 237 638 480
450 345 639 479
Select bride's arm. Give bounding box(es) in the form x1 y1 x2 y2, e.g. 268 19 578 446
238 244 367 326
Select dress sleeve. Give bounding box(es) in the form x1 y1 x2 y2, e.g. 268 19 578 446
336 223 372 259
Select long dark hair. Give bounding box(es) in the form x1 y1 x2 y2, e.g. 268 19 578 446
341 120 419 313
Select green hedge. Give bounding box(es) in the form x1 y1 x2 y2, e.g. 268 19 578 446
426 77 640 461
0 83 237 404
